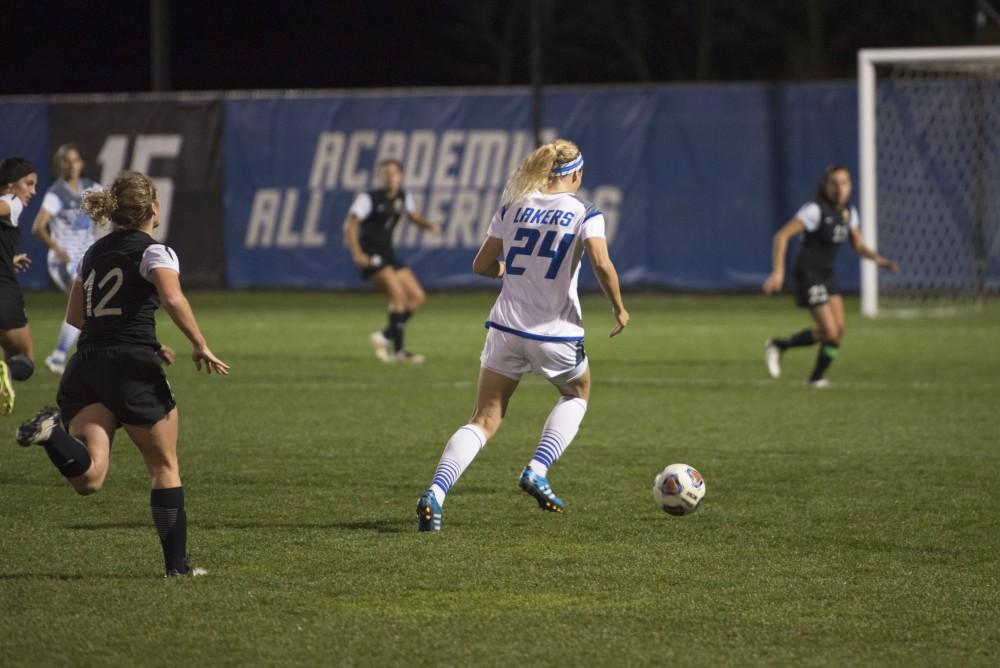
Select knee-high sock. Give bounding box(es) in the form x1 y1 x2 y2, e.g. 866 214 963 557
809 343 840 381
54 321 80 356
151 487 188 573
774 328 815 351
528 396 588 477
42 426 92 479
429 424 487 505
383 311 407 353
7 355 34 381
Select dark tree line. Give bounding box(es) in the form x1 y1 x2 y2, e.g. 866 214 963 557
5 0 999 94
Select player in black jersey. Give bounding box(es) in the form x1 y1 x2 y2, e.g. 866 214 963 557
16 171 229 578
343 159 440 364
763 165 898 386
0 158 39 416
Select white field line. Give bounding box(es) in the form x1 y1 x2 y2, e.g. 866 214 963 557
225 375 999 393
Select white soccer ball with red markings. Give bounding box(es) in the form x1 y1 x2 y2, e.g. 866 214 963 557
652 463 705 516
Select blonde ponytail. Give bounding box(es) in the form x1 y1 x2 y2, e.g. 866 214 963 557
500 138 582 207
82 171 157 230
81 189 118 225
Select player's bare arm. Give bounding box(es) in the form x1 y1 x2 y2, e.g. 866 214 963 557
473 235 505 278
849 228 899 272
342 213 370 268
763 218 806 294
585 236 628 336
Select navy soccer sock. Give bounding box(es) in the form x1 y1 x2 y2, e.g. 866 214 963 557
8 354 34 380
42 427 92 479
151 487 188 574
383 311 407 353
809 343 840 381
774 329 815 351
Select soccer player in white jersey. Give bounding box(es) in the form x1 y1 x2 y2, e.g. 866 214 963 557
416 139 629 531
31 145 99 374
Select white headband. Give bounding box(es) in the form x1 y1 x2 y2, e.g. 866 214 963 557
551 154 584 176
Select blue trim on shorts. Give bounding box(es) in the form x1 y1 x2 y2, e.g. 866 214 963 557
485 321 584 342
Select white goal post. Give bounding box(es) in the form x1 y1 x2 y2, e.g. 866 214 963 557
858 46 1000 316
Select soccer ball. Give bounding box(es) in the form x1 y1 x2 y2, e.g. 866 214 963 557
652 464 705 516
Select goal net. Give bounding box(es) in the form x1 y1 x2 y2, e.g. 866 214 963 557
858 47 1000 315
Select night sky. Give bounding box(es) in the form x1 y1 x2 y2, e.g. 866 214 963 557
5 0 994 95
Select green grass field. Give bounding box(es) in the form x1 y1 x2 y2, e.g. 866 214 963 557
1 291 998 666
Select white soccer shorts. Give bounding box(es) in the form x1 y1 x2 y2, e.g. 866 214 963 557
479 326 588 385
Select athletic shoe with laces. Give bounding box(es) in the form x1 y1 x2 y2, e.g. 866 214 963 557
369 330 393 363
518 466 564 513
764 339 782 379
16 406 60 446
394 350 426 365
416 490 442 532
44 354 66 375
0 360 14 416
807 378 831 389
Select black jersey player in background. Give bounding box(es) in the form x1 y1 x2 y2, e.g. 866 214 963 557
343 159 441 364
763 165 898 386
16 171 229 578
0 158 39 416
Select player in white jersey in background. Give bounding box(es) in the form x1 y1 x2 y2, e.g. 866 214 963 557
416 138 629 531
31 145 99 374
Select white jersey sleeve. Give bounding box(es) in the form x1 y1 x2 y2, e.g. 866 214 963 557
139 245 180 281
794 202 821 232
349 192 373 220
1 195 23 227
486 208 504 238
580 212 606 240
849 206 860 230
42 192 63 216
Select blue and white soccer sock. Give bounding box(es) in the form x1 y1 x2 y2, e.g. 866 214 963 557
53 321 81 358
429 424 487 506
528 396 588 477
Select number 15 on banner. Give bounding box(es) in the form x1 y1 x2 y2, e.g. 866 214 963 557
97 134 182 242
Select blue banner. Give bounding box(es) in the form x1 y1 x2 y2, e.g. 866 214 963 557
0 103 51 290
223 83 860 291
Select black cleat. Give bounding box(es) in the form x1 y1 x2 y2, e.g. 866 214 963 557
16 407 60 447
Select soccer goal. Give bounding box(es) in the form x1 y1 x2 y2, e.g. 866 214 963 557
858 46 1000 316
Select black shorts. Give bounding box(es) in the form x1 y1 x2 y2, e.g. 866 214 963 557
359 249 406 280
0 282 27 330
57 345 176 427
793 267 841 308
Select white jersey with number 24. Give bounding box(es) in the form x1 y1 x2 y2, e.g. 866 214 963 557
485 190 606 341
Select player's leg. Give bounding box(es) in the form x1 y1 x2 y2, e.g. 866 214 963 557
16 402 115 495
829 294 847 341
764 326 818 378
45 262 79 374
807 302 841 385
421 367 519 518
418 330 526 531
1 325 35 377
125 408 197 576
391 267 427 362
519 340 590 512
764 271 822 379
0 325 35 414
368 267 409 361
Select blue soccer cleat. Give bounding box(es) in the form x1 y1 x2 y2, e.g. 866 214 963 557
518 467 564 513
416 490 442 532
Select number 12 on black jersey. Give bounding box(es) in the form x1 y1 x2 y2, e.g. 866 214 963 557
83 268 124 317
